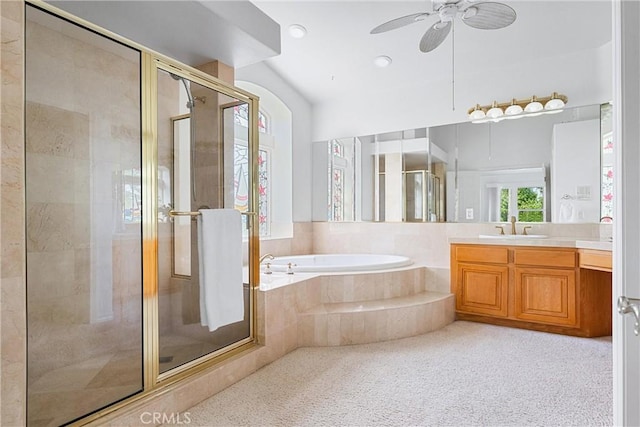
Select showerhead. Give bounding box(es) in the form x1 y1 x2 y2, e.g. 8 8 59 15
169 72 195 109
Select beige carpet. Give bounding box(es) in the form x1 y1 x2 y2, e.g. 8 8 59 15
186 321 612 427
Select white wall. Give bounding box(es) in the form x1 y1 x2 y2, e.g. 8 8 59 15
431 105 601 172
311 43 612 141
311 141 329 221
236 62 313 222
551 119 601 223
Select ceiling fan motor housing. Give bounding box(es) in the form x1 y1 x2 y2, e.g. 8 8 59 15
438 5 459 22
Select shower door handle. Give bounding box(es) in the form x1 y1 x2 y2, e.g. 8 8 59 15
618 296 640 336
241 212 256 230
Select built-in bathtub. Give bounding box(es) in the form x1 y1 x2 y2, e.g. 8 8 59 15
269 253 413 273
258 254 454 347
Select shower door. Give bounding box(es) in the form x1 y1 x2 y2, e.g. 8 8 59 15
155 66 258 379
25 3 260 424
25 5 143 425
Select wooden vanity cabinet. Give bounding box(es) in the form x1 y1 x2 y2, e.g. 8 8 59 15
454 246 509 317
451 244 611 337
513 248 577 327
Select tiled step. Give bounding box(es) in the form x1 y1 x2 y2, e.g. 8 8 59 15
317 266 429 304
297 291 455 347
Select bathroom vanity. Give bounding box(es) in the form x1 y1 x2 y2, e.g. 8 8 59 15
450 240 612 337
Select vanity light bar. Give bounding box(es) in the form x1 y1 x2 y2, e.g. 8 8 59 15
468 92 568 124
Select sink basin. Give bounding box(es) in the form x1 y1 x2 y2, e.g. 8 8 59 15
479 234 548 239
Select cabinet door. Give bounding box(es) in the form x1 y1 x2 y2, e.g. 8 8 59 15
456 263 509 317
514 267 577 326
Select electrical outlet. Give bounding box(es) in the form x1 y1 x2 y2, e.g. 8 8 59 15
466 208 474 220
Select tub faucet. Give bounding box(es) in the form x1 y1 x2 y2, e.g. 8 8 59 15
286 262 296 275
510 216 517 235
259 253 274 264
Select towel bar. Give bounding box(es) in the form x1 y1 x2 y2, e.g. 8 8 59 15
169 210 256 218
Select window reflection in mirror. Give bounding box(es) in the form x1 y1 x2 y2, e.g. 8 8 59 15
328 138 357 221
600 102 614 222
316 103 611 223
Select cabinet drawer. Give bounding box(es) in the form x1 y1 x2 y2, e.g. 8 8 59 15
514 248 576 268
579 249 612 272
454 246 509 264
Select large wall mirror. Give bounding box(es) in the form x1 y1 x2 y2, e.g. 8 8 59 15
313 102 613 224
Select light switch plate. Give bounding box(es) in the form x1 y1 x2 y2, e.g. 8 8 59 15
466 208 474 219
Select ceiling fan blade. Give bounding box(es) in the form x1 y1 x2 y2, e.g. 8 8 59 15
370 12 431 34
419 21 451 53
462 2 516 30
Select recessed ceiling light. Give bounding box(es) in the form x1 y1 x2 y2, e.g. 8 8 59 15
288 24 307 39
374 55 392 68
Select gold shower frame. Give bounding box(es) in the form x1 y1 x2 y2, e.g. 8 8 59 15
25 1 261 425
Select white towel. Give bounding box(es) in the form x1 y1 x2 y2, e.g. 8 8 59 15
197 209 244 332
559 201 575 223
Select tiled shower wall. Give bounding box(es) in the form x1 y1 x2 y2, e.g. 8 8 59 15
1 1 26 425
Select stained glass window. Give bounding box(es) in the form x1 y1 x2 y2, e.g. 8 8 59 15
234 146 269 236
233 103 271 236
234 103 268 134
327 140 345 221
603 132 613 154
601 165 613 220
332 139 343 157
332 169 344 221
600 102 614 222
601 130 614 221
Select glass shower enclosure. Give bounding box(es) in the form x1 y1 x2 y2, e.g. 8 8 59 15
24 3 260 425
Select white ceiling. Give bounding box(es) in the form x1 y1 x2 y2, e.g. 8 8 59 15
49 0 281 68
250 0 612 106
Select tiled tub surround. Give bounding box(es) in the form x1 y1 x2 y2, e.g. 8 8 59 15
279 266 455 346
260 266 455 348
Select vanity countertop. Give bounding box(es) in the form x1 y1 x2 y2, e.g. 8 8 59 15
449 236 612 251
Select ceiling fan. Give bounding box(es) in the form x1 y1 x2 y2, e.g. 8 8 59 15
370 0 517 53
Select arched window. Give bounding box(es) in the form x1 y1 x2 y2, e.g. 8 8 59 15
235 80 293 240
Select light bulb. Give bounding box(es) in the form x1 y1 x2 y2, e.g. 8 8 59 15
505 99 523 116
486 101 504 119
525 96 543 113
545 92 565 110
469 104 486 120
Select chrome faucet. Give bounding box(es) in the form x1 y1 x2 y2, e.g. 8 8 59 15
259 253 274 264
510 216 517 235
